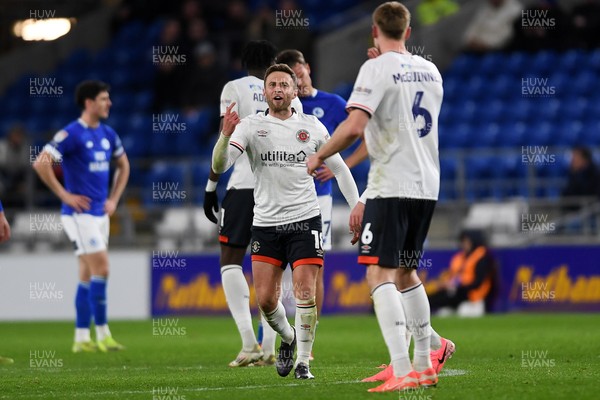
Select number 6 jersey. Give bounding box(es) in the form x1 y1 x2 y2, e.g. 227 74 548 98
347 52 443 200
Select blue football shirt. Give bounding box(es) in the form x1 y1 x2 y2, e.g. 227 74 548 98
44 119 125 216
300 90 347 196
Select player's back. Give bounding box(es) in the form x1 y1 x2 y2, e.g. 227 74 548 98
348 52 443 200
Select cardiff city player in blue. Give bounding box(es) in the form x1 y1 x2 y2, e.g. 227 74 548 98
33 80 130 353
276 49 368 343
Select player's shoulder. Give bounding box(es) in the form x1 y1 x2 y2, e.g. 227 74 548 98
298 112 327 131
411 55 441 72
227 75 261 90
63 119 83 134
317 90 345 103
100 122 117 134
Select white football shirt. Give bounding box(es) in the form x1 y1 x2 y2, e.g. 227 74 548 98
347 52 443 200
228 111 331 226
219 75 303 190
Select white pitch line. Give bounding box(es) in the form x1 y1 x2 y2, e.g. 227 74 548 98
1 369 468 398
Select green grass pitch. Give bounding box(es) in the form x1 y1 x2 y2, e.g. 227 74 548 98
1 314 598 399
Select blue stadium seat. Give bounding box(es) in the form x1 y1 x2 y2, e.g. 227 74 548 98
440 122 471 149
530 50 557 75
143 162 186 207
498 122 526 147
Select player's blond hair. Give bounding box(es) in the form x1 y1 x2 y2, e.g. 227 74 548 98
373 1 410 40
264 63 298 88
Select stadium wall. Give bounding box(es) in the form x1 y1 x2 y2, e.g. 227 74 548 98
151 247 600 316
0 251 149 321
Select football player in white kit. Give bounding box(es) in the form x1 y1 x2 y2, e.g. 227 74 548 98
203 41 303 367
308 2 453 392
212 64 361 379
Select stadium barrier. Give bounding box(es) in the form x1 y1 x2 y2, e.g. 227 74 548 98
151 246 600 316
0 251 149 321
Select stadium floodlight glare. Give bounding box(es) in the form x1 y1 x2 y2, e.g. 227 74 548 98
13 18 74 41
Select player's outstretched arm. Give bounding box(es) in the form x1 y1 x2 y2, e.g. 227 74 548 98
315 140 369 183
211 102 243 174
325 153 363 242
307 109 369 175
33 150 91 213
105 153 130 217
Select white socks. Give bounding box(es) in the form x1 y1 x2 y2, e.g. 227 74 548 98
372 283 412 377
221 265 257 351
262 301 295 345
95 324 111 341
401 283 432 371
261 313 277 357
75 328 91 343
295 297 317 366
430 326 442 350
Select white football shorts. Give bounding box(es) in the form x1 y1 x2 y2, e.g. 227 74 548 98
61 214 109 256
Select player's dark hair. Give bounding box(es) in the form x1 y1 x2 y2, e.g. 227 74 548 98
264 63 298 88
75 80 110 110
276 49 306 68
241 40 277 72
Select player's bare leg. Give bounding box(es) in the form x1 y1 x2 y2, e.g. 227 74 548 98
291 263 319 379
72 257 96 353
220 245 263 366
83 250 124 352
253 261 295 376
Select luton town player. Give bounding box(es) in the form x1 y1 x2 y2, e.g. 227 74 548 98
33 80 129 353
308 2 454 391
203 41 304 367
277 49 368 356
212 64 361 379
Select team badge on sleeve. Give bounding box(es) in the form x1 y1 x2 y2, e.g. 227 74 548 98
52 130 68 143
296 129 310 143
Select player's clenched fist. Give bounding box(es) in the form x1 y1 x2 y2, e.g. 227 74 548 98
221 102 240 136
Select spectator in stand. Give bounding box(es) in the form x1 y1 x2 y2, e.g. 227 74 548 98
181 42 227 113
426 230 498 315
153 18 188 112
511 0 572 51
463 0 522 52
561 147 600 212
416 0 459 26
570 0 600 49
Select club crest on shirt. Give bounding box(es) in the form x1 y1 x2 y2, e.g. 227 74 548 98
296 129 310 143
312 107 324 118
101 138 110 150
257 129 269 137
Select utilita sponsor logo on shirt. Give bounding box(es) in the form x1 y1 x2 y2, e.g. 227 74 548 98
260 150 307 166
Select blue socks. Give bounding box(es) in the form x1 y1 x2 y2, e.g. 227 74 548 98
90 276 107 326
75 282 91 329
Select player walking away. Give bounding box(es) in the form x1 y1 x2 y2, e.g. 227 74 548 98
276 50 369 346
212 64 361 379
203 41 304 368
0 199 14 364
307 2 453 391
33 80 129 353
